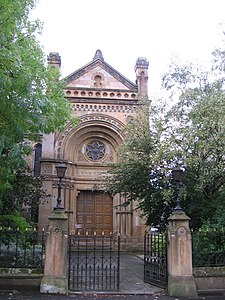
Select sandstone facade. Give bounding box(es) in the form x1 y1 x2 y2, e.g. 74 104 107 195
37 50 149 246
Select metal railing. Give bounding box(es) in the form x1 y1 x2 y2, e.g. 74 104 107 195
192 229 225 267
68 233 120 291
0 228 45 269
144 230 167 288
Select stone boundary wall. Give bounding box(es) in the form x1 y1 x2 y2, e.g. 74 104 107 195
0 268 43 291
194 266 225 295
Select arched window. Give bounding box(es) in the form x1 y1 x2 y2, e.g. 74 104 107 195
34 143 42 177
94 75 102 88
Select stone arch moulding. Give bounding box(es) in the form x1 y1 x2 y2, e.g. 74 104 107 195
55 114 125 161
64 126 121 163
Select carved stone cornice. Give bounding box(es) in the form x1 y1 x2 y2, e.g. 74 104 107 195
71 103 138 114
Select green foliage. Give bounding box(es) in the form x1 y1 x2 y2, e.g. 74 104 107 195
0 0 77 198
0 212 32 230
150 232 167 256
104 99 175 228
163 58 225 229
0 166 46 227
105 47 225 231
192 227 225 267
0 228 44 268
0 0 74 138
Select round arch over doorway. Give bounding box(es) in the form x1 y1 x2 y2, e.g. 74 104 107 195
54 114 125 234
55 114 125 161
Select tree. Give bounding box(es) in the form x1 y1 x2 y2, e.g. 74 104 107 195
163 59 225 229
0 0 76 197
0 166 46 228
0 0 77 226
105 50 225 231
104 99 176 229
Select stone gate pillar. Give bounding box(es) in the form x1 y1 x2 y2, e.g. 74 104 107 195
40 210 68 294
167 210 197 297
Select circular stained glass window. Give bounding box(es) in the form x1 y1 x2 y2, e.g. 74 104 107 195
86 140 105 161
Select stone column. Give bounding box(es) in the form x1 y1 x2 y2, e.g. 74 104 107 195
167 210 197 297
40 210 68 294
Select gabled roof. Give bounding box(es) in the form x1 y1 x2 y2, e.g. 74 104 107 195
64 50 138 91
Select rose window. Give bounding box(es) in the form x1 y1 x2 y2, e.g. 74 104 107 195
86 140 105 161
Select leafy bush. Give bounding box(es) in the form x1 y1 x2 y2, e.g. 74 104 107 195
0 244 44 268
192 227 225 267
0 228 45 268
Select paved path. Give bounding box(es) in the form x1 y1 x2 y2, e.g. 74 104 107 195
119 254 163 294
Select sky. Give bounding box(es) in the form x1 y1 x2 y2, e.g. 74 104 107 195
31 0 225 98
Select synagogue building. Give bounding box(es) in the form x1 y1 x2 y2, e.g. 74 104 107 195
36 50 149 249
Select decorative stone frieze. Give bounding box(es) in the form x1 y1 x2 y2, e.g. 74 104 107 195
77 169 105 178
41 163 53 174
65 89 137 100
72 103 137 113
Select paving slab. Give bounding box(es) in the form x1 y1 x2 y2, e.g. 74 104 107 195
119 254 163 295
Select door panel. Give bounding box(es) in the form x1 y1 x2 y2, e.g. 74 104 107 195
77 191 113 235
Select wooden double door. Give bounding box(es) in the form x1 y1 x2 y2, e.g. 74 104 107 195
76 191 113 235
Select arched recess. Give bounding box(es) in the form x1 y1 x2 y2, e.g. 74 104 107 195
53 114 126 234
33 143 42 177
55 114 125 164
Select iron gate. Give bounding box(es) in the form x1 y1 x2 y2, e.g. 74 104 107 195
144 230 167 288
68 233 120 291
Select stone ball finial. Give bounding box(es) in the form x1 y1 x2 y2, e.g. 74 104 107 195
93 49 104 61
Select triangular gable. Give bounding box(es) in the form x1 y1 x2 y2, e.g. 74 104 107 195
64 51 137 92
